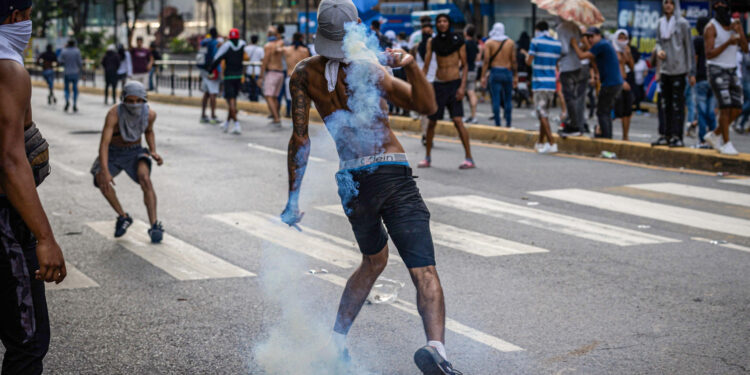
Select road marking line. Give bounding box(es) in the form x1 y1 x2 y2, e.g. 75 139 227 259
316 205 548 256
314 272 524 352
247 143 326 162
691 237 750 253
530 189 750 238
209 211 374 269
87 220 254 280
50 161 86 177
719 179 750 187
45 263 99 291
627 183 750 208
428 195 678 246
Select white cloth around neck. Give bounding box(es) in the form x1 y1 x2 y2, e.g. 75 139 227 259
325 58 349 92
659 15 676 39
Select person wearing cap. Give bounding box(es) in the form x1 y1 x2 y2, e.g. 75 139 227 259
280 0 461 373
1 1 68 371
259 26 286 127
208 28 247 135
130 36 153 86
420 13 475 169
571 27 624 139
703 0 748 155
91 81 165 243
650 0 695 148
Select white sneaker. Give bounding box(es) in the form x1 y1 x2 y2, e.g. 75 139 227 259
537 143 551 154
230 122 241 135
719 141 739 155
704 131 723 150
221 121 229 133
534 143 544 152
548 143 558 153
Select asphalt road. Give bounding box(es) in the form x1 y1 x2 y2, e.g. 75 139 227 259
4 87 749 374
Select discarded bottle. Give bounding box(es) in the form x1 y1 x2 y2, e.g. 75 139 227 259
601 151 617 159
367 277 405 304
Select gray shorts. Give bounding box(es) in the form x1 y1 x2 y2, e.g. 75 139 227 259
533 91 555 119
708 65 743 109
91 145 151 187
200 70 220 95
466 71 477 92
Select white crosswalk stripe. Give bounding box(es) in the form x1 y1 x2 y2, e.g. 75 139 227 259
46 263 99 291
428 195 678 246
247 143 327 162
530 189 750 238
719 178 750 187
316 205 549 256
691 237 750 253
208 211 400 269
313 272 525 353
87 220 254 280
628 183 750 208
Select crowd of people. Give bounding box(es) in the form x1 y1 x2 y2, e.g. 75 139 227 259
186 0 748 157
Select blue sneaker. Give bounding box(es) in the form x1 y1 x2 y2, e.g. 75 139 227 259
414 346 463 375
148 221 164 244
114 214 133 238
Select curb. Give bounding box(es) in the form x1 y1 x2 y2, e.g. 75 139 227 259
34 80 749 176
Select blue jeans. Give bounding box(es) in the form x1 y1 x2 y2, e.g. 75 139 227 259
489 67 513 127
695 80 717 142
148 67 156 91
42 69 54 91
685 81 696 124
64 74 79 105
740 79 750 128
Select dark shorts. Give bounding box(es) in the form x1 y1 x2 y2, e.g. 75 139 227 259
0 197 50 374
224 79 242 100
429 79 464 121
708 65 743 109
614 88 633 118
91 144 151 187
336 164 435 269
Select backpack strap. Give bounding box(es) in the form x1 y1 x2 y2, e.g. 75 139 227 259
488 40 508 66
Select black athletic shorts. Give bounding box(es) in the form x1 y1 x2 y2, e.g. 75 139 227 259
335 164 435 269
614 88 633 119
708 65 743 109
428 79 464 121
224 78 242 100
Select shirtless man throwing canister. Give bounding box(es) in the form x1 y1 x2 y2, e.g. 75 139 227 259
280 0 462 372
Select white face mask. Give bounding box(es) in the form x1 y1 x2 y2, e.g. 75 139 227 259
0 20 32 66
616 40 629 50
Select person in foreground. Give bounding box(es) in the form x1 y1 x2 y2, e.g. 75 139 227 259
91 81 164 243
0 2 67 372
280 0 461 373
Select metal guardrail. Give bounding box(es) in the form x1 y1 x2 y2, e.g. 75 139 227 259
26 59 263 97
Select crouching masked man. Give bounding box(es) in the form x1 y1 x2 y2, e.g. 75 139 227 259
1 1 67 373
91 81 165 243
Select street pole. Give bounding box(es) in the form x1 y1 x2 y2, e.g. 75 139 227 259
531 3 537 34
113 0 118 44
305 0 310 43
160 0 165 48
242 0 247 40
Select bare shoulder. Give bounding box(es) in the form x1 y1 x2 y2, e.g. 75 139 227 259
0 61 30 96
148 109 157 121
292 56 321 77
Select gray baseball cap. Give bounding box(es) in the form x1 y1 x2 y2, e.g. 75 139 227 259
314 0 359 59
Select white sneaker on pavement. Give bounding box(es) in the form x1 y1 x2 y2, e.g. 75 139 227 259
230 122 241 135
537 143 551 154
704 131 723 150
221 121 229 133
548 143 558 153
719 141 739 155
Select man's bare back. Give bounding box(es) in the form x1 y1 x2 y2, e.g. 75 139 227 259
290 55 407 159
282 46 311 76
263 40 285 71
484 39 515 69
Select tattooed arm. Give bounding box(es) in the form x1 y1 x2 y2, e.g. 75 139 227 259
280 60 311 229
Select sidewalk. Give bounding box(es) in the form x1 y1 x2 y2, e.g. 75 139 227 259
32 75 750 176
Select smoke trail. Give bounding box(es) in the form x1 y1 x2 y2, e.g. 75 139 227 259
326 22 392 214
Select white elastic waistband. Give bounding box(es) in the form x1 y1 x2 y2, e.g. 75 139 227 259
339 153 409 171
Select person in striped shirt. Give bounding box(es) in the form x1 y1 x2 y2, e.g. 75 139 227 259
524 21 562 153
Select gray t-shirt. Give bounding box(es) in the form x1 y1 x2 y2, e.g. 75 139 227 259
556 21 582 73
59 47 83 76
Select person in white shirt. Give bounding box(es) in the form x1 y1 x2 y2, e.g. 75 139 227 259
244 35 264 102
